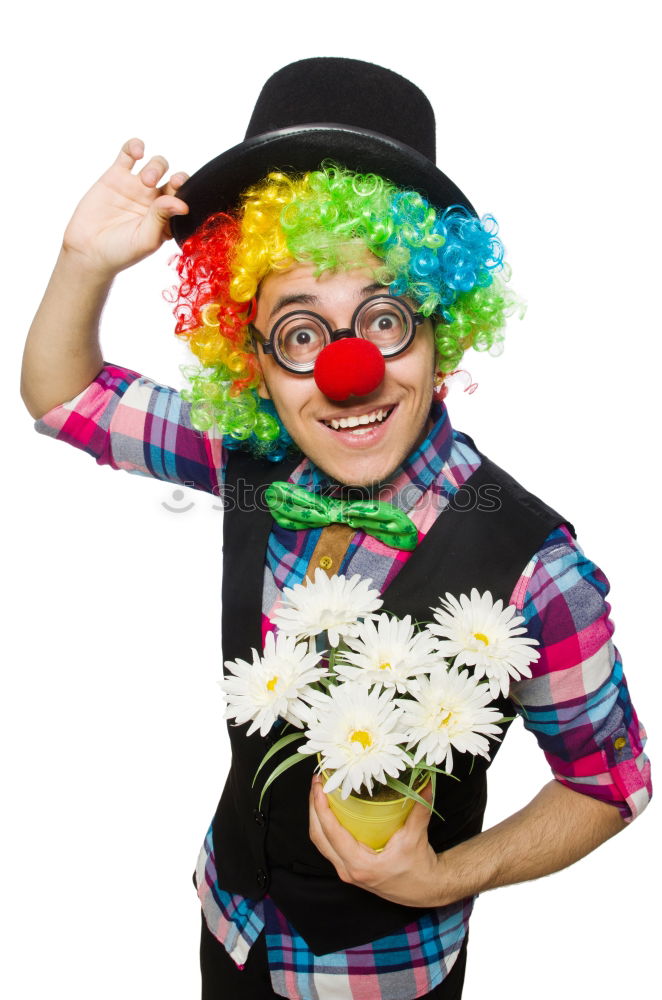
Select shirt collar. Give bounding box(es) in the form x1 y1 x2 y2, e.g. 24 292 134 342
292 400 454 514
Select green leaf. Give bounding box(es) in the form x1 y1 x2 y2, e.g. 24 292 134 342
418 765 460 781
413 615 436 629
252 731 306 787
508 692 529 720
396 752 459 783
383 775 445 822
257 751 309 811
407 768 420 791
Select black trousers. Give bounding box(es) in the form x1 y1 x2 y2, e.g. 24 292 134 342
200 913 468 1000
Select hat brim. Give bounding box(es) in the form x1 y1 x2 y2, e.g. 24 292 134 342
171 124 476 246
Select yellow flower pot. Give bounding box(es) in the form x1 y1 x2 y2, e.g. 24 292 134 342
317 758 430 851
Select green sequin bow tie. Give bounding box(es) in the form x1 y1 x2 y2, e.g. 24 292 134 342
264 481 418 551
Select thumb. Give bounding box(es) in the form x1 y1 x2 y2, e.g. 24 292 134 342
140 194 189 247
412 779 432 824
387 779 433 850
407 777 434 824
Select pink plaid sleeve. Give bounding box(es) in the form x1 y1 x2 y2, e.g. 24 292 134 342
509 525 651 822
34 362 224 494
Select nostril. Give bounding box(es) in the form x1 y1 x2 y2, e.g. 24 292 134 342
314 340 385 401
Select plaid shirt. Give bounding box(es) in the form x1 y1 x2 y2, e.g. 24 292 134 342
35 364 651 1000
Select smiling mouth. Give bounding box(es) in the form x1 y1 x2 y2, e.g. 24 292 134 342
320 405 396 433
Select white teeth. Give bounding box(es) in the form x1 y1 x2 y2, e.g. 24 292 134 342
325 407 390 430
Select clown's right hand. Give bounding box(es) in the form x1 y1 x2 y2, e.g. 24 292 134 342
62 138 189 280
20 139 189 420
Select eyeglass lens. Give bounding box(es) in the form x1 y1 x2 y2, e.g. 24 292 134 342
274 298 414 368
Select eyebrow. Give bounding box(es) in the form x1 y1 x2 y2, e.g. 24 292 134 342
268 293 318 321
267 283 384 322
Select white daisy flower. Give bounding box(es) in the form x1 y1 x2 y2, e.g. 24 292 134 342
396 663 504 772
271 568 383 648
335 614 442 693
220 630 328 738
429 588 540 698
298 680 411 799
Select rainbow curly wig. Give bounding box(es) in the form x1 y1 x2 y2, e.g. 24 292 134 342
169 162 519 460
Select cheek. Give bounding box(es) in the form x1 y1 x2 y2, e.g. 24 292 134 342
255 347 271 400
389 339 435 394
261 372 315 426
257 373 270 400
420 328 437 370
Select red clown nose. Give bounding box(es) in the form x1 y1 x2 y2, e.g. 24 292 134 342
313 339 386 401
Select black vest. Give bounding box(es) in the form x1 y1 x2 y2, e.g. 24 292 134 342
207 437 575 955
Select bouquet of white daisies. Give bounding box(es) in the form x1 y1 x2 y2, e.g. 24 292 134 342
220 569 540 816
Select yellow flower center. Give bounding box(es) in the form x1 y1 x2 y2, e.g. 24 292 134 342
350 729 372 749
473 632 489 645
266 675 279 691
437 709 452 728
379 661 391 670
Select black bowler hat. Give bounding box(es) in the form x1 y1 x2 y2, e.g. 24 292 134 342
171 57 475 245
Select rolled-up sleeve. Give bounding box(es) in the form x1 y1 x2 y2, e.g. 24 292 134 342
34 362 224 495
509 524 651 822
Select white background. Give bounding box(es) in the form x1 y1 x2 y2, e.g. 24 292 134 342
2 1 659 997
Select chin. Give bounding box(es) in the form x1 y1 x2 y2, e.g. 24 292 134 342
286 405 432 488
311 452 402 489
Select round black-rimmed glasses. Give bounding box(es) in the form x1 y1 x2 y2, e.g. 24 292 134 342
250 295 425 374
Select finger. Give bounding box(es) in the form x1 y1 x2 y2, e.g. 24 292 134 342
160 171 189 198
139 154 170 188
308 781 347 871
312 780 374 862
115 137 144 170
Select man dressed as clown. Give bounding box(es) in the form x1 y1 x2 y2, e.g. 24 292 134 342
21 59 651 1000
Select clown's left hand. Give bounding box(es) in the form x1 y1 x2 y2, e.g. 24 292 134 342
309 773 442 908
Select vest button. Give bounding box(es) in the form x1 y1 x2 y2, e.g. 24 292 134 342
253 808 266 826
256 868 268 889
318 555 333 570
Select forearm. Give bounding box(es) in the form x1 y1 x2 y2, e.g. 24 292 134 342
435 779 626 906
21 247 109 419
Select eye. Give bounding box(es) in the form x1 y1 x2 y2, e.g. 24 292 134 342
361 305 407 346
292 328 316 346
370 312 400 332
278 320 326 362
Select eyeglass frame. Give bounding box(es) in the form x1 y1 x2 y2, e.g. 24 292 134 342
249 294 426 374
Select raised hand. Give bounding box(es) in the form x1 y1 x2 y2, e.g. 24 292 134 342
21 138 191 418
62 138 189 279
